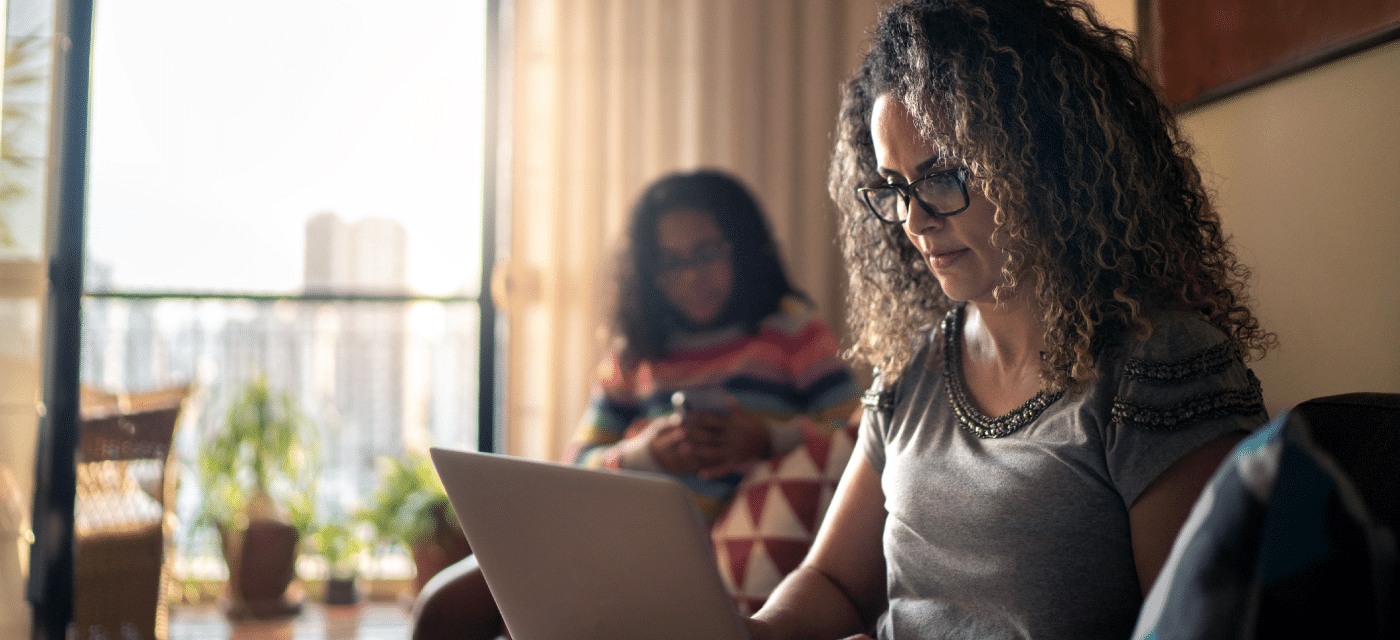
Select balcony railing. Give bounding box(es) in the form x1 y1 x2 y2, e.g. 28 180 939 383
80 292 482 580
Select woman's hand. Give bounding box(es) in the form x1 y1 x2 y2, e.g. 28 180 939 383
744 617 777 640
678 405 771 479
746 618 873 640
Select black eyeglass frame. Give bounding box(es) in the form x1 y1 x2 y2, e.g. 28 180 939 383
856 167 971 224
653 240 734 286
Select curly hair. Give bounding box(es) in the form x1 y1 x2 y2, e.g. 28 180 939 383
612 169 802 360
832 0 1274 391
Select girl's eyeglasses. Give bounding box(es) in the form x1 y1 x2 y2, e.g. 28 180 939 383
655 241 732 286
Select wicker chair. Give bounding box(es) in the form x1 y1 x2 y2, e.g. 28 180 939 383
72 385 189 640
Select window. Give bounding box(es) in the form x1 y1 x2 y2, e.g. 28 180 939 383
83 0 495 586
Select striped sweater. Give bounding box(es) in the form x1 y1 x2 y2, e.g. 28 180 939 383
571 297 861 520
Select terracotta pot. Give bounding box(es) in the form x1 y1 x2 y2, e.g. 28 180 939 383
218 519 304 619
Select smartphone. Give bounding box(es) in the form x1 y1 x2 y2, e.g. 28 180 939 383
671 386 732 415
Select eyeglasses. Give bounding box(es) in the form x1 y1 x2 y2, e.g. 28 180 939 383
856 167 971 224
655 240 732 285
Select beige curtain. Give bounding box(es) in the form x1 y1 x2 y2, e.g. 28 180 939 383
496 0 884 460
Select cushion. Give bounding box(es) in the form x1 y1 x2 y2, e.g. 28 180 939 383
1131 407 1397 640
710 421 858 615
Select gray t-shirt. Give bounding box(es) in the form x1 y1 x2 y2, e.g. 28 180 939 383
861 307 1267 640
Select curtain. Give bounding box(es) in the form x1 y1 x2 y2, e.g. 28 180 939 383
496 0 883 460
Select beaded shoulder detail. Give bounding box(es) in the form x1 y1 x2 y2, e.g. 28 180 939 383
861 389 896 412
1122 340 1238 385
1112 322 1266 430
942 306 1063 439
1112 369 1264 431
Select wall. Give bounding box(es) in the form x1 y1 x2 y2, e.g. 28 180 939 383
1091 0 1135 35
0 0 53 636
0 283 39 640
1096 0 1399 413
1177 39 1400 414
1103 0 1399 412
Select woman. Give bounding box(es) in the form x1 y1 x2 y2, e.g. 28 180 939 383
412 169 860 640
748 1 1275 638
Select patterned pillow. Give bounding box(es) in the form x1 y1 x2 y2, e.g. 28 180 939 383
710 421 859 614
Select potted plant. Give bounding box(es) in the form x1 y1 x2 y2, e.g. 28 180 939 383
310 520 366 605
359 454 470 595
195 376 317 619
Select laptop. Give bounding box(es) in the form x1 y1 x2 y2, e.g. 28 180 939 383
429 447 752 640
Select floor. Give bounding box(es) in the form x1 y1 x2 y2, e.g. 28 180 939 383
169 603 412 640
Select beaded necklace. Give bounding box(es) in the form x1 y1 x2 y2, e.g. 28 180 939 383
942 305 1063 438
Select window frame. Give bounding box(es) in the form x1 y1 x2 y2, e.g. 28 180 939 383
27 0 511 636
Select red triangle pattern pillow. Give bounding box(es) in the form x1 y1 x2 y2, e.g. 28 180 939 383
710 421 859 615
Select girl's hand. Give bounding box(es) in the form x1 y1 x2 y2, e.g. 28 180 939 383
678 404 771 479
642 415 708 474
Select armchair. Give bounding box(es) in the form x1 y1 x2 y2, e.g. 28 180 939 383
72 385 189 640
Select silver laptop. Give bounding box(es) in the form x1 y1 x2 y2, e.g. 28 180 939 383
429 447 752 640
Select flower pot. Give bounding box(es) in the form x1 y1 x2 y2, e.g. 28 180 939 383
219 519 303 619
324 576 360 606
